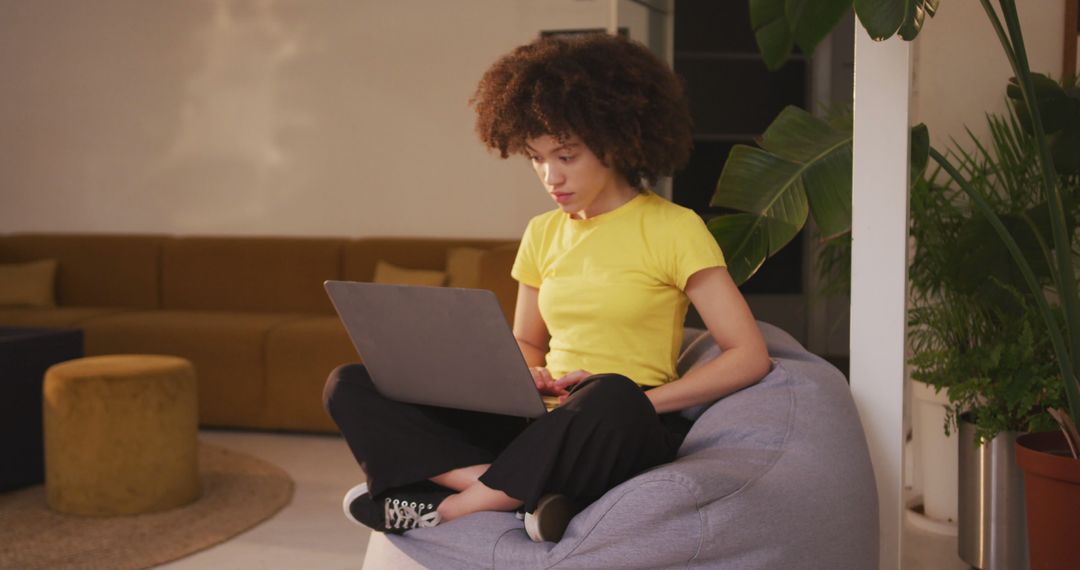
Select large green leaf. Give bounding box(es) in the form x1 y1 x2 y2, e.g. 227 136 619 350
1006 74 1080 174
759 106 850 162
709 143 809 286
750 0 795 70
804 148 853 239
710 104 931 283
785 0 854 55
706 212 802 286
898 0 939 40
755 106 852 238
751 0 935 69
1007 74 1072 134
853 0 909 41
712 144 811 229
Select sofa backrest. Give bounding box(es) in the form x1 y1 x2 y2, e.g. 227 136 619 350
161 236 344 314
474 243 520 323
0 234 163 309
342 238 509 281
1 233 521 317
344 238 519 320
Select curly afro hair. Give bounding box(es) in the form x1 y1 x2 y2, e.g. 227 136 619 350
470 33 693 189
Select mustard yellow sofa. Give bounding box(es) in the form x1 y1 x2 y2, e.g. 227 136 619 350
0 234 518 433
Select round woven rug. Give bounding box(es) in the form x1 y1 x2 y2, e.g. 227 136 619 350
0 442 294 570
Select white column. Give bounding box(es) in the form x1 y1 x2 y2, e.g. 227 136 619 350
850 25 912 570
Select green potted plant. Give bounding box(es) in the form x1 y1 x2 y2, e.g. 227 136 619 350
714 0 1080 565
723 0 1080 444
908 108 1072 445
906 106 1074 568
925 5 1079 563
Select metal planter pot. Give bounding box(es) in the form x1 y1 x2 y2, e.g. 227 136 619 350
958 418 1029 570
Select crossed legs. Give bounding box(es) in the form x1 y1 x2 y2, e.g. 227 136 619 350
323 363 528 522
430 465 522 521
323 364 684 525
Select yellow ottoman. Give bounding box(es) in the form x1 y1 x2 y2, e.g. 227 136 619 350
43 355 201 515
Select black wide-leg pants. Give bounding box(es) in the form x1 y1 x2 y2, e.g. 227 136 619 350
323 363 691 512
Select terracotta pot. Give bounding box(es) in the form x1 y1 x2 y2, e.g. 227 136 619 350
1015 431 1080 570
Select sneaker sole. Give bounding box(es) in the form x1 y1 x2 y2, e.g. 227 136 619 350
524 494 576 543
342 482 370 526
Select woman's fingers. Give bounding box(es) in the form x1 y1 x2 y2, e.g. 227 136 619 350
555 369 591 389
533 367 553 385
531 367 564 395
531 367 595 396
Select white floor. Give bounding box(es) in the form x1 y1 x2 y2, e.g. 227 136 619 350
157 430 372 570
903 524 971 570
157 430 972 569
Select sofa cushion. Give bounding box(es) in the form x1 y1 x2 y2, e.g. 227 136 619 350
0 307 136 328
0 234 163 309
161 237 342 314
81 310 307 428
343 238 511 282
264 316 356 432
0 259 57 307
445 247 486 289
373 260 447 287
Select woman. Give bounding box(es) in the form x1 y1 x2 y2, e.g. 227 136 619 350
323 33 771 543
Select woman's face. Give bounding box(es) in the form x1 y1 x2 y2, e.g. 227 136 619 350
524 134 635 219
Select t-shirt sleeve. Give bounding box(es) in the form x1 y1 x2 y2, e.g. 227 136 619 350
669 209 727 290
510 217 543 288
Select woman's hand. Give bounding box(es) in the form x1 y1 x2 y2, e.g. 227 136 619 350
530 367 592 397
554 369 591 402
530 366 561 396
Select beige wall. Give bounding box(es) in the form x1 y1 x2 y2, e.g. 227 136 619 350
4 1 1060 238
912 0 1066 151
0 0 628 238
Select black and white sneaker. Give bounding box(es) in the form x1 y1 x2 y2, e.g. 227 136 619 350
342 482 448 534
524 494 579 543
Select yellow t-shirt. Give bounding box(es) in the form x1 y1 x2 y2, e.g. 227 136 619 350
511 190 726 387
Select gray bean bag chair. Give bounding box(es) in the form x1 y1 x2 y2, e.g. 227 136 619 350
372 322 878 569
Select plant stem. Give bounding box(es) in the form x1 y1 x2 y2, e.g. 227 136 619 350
977 1 1020 69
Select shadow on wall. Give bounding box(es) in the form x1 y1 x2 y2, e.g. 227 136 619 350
0 0 546 237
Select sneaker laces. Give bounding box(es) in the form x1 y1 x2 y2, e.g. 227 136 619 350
384 498 442 530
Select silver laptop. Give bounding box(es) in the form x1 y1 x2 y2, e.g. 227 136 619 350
324 281 548 418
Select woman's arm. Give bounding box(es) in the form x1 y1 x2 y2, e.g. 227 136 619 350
512 282 549 368
645 266 772 414
513 282 576 396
